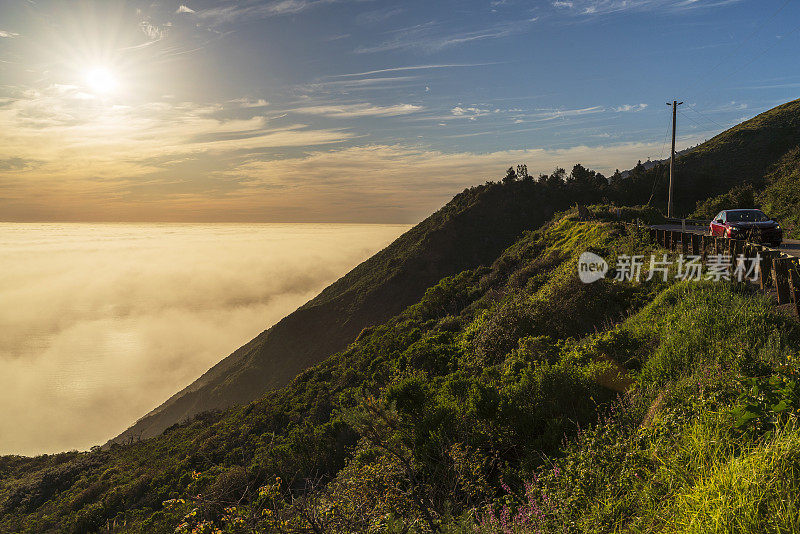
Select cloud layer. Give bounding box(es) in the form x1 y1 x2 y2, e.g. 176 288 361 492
0 223 406 455
0 0 752 223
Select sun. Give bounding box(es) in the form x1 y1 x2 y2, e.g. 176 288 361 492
84 67 118 94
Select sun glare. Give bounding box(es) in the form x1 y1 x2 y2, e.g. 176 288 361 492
84 67 117 94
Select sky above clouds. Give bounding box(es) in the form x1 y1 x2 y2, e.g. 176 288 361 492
1 0 799 222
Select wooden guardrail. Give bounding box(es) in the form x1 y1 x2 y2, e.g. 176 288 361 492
642 225 800 318
663 217 711 227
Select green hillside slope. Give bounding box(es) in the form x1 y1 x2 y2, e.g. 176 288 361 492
620 98 800 216
118 97 800 445
114 175 613 444
7 99 800 532
6 206 800 533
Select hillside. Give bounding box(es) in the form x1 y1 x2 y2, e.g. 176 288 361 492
692 146 800 238
6 100 800 532
116 98 800 444
3 206 800 533
114 176 609 444
617 98 800 216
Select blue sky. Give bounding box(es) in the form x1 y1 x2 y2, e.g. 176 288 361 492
0 0 798 222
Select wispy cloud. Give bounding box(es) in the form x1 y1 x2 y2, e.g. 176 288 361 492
356 19 536 54
533 105 606 120
450 106 492 120
176 5 196 14
139 19 166 42
298 76 422 94
195 0 340 25
290 103 423 118
355 7 404 25
0 84 355 203
229 98 270 108
0 30 19 38
220 138 708 221
706 100 748 112
738 82 800 91
328 63 500 79
552 0 743 16
615 103 648 112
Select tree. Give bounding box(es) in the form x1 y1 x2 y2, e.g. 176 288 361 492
503 167 518 184
542 167 566 188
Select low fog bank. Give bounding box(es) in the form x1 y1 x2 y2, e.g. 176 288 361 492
0 223 407 456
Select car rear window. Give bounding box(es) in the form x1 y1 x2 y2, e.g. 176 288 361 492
726 210 769 222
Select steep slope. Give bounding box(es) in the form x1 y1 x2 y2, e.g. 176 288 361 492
113 180 589 444
760 146 800 237
8 101 800 531
691 146 800 238
116 98 800 444
0 207 663 533
618 98 800 215
6 207 799 533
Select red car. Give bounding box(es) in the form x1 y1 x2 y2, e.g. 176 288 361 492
709 209 783 247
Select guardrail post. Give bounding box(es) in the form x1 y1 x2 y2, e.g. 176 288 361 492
760 250 775 290
774 258 792 305
745 243 758 264
789 267 800 318
736 239 746 258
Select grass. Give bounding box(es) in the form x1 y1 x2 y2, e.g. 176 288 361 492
4 210 800 533
667 420 800 534
475 276 800 534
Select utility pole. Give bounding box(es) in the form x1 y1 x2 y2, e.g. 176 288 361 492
666 100 683 218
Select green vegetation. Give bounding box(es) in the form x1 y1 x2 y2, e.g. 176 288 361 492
759 147 800 239
635 98 800 217
118 161 655 446
119 98 800 446
6 99 800 532
692 147 800 238
691 182 757 220
4 202 800 533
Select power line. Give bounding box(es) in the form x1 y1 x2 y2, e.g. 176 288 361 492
684 103 727 131
685 0 793 96
648 111 674 205
679 109 718 132
716 20 800 88
692 15 800 105
657 109 672 161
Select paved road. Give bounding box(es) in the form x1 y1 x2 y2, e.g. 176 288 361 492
652 223 800 258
